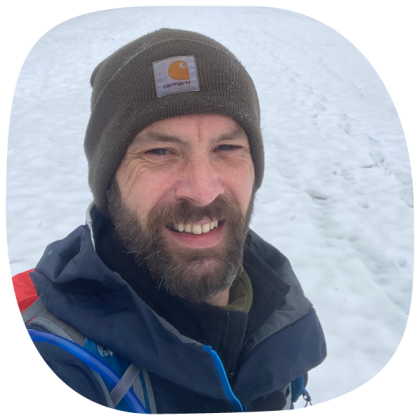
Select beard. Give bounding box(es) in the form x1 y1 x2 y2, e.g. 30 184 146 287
108 179 255 303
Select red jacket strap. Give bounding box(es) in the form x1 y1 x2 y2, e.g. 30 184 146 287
12 269 37 313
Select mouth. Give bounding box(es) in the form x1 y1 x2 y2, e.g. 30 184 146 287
166 219 222 235
164 218 225 248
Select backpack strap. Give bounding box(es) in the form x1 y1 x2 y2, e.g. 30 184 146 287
108 363 157 413
24 301 114 408
22 298 44 323
133 368 157 414
110 363 141 406
25 299 85 346
23 298 156 412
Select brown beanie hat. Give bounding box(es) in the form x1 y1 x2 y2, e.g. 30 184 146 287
84 28 264 216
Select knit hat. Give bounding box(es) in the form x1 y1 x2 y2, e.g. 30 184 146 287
84 28 264 216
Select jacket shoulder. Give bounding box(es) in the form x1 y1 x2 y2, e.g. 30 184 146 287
246 229 288 270
246 229 304 293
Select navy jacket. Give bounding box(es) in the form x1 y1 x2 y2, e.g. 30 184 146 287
28 204 326 413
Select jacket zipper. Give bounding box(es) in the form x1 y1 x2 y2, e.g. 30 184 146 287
202 346 243 412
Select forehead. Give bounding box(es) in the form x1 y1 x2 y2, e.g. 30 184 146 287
130 114 248 148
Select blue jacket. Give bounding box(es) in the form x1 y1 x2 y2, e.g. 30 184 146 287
28 204 326 413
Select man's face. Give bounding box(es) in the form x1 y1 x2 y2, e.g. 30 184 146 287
109 113 255 302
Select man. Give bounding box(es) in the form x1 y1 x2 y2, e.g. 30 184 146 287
21 28 326 413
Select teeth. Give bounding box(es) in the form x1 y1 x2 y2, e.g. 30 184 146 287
172 220 221 234
192 224 202 235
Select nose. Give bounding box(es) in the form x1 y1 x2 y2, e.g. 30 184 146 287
175 155 225 206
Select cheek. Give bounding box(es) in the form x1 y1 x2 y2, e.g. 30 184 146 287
116 162 178 214
221 161 255 210
231 161 255 185
116 165 143 209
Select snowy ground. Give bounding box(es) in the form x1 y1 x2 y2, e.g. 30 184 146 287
6 7 413 409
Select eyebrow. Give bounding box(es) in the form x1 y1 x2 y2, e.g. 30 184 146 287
136 128 248 146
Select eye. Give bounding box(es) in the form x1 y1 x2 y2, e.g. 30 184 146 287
147 148 170 156
218 145 240 151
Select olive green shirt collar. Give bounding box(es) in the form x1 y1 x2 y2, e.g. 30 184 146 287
223 266 253 313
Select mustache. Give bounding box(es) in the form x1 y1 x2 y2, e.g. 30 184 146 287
147 195 244 233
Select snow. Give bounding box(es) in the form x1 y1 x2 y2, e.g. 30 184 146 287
6 6 413 409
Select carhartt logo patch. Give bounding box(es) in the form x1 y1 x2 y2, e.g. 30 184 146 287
153 56 200 97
